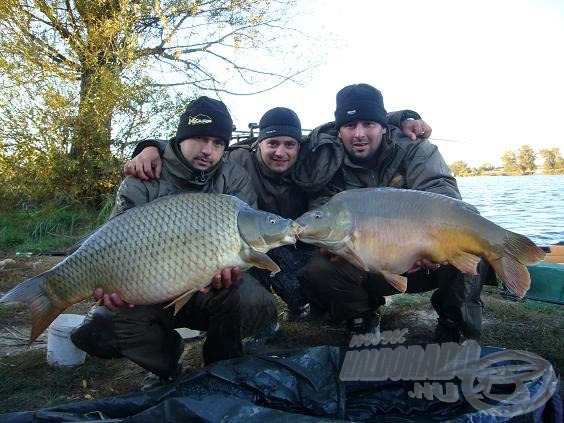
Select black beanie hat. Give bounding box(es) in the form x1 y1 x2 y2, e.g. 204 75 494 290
175 96 233 144
257 107 302 142
334 83 388 129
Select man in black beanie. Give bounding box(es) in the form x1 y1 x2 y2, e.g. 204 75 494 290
297 83 485 344
71 96 279 390
123 100 436 324
227 107 314 320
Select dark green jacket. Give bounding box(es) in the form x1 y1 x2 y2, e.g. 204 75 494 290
227 143 309 219
111 144 257 217
292 122 461 209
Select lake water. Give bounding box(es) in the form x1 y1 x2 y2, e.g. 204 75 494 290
456 175 564 245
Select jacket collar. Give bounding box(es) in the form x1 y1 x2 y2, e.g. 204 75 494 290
165 142 222 187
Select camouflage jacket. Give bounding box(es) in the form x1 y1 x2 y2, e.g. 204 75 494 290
111 144 257 217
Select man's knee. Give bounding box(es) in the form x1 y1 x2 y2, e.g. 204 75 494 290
70 306 120 359
238 274 277 335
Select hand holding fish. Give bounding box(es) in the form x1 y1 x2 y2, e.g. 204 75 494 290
93 288 135 312
407 259 449 274
200 266 242 293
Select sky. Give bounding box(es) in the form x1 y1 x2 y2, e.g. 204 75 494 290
223 0 564 167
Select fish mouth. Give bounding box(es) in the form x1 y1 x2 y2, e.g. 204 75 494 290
292 221 304 237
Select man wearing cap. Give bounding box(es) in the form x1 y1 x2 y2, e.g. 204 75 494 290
295 83 484 343
71 96 278 389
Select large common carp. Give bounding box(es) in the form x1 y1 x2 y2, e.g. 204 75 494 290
296 188 545 297
0 193 297 344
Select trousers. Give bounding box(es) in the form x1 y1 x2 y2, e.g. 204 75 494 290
71 273 277 378
298 253 485 338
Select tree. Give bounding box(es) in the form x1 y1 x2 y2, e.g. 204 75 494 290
517 145 536 173
449 160 472 177
477 162 494 172
0 0 308 206
539 148 563 173
501 150 519 174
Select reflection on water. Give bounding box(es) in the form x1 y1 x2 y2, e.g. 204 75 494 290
457 175 564 245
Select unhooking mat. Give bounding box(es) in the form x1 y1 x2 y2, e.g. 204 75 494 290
2 344 561 422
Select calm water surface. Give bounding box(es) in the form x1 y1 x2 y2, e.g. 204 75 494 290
457 175 564 245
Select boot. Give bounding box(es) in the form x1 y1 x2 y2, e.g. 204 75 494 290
433 318 462 343
141 362 183 391
347 311 381 337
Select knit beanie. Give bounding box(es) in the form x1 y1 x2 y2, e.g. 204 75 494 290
175 96 233 144
334 84 388 129
257 107 302 142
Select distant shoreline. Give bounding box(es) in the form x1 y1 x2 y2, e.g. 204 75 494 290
454 170 564 177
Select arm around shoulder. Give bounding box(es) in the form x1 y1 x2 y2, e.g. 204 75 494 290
130 139 169 159
386 109 422 128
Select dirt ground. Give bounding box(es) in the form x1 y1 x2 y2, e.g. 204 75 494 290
0 254 562 414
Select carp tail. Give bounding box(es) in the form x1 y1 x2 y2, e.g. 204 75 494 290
503 231 546 264
489 232 546 299
0 273 64 345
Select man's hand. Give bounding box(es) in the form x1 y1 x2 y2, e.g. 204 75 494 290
402 119 432 141
199 267 242 293
93 288 134 312
407 259 449 274
123 146 162 180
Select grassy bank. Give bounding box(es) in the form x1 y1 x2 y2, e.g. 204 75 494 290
0 205 112 254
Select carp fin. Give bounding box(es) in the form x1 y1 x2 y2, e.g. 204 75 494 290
242 249 280 274
164 289 198 316
381 270 408 293
0 272 64 345
338 243 369 272
489 255 531 299
449 250 480 275
503 232 545 264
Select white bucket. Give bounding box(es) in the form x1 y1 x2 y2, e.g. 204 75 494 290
175 328 200 339
47 314 87 367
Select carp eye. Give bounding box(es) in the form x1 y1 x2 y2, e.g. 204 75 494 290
269 217 277 224
314 212 322 219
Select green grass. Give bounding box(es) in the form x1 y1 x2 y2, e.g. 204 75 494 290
0 350 143 413
0 204 112 254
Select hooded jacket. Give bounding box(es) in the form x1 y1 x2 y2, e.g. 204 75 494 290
111 144 257 217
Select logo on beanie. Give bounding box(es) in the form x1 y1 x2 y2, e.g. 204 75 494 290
347 110 357 115
187 114 213 125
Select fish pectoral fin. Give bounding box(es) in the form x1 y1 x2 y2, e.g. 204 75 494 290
449 250 481 275
242 249 281 274
489 255 530 299
338 243 369 272
381 270 408 293
164 289 198 316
